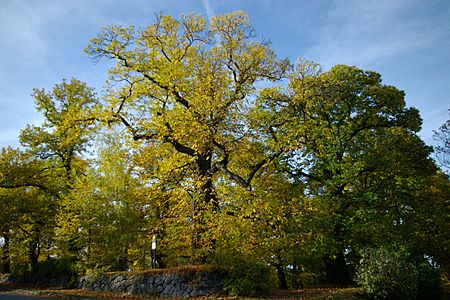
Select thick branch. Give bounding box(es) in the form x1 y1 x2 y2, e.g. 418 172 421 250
112 51 190 109
215 149 283 188
166 137 196 156
163 121 195 156
0 183 59 198
117 111 195 156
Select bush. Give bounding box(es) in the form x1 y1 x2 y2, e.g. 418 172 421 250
11 257 81 280
10 263 30 278
209 252 274 296
416 260 443 300
223 257 273 296
356 245 418 300
36 257 81 277
286 269 321 289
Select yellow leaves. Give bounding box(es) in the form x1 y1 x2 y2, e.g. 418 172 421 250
80 11 309 263
211 10 251 41
181 12 207 33
84 11 290 172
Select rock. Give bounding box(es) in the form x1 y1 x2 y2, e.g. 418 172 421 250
190 288 203 297
5 266 227 297
155 275 165 285
0 274 9 283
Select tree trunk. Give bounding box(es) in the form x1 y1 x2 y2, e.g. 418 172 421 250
274 263 288 290
324 188 351 285
192 153 218 264
1 234 11 273
324 251 351 285
29 236 40 272
117 247 128 271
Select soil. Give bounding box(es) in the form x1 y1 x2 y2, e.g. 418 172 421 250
0 282 365 299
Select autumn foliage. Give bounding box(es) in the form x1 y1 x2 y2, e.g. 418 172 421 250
1 11 448 297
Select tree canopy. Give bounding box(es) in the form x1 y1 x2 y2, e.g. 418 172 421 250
0 10 448 295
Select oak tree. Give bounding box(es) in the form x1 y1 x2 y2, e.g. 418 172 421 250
85 11 288 261
258 63 438 283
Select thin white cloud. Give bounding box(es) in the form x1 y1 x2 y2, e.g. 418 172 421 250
0 128 21 146
0 1 74 149
304 0 450 145
306 0 441 68
201 0 215 19
0 1 82 57
0 2 47 60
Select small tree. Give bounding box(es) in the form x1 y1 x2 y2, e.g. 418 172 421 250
0 148 59 272
56 132 153 270
356 244 418 300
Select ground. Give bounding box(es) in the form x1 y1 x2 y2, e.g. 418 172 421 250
0 282 364 299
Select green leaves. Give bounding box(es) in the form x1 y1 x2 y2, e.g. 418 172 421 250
0 147 60 270
1 10 447 293
84 11 291 262
356 244 420 300
20 78 98 186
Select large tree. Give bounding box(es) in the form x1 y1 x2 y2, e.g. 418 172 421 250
2 11 446 292
85 11 288 261
257 62 438 283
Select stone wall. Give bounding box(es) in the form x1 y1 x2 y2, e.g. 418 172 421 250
75 269 225 297
1 266 227 297
76 268 225 297
0 273 9 283
2 273 73 287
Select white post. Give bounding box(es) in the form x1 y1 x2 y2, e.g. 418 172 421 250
151 235 157 268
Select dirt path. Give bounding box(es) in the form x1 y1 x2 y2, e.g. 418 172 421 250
0 291 55 299
0 283 364 299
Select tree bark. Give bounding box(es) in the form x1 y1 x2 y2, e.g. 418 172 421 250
28 236 40 272
324 251 351 285
274 263 288 290
191 153 218 264
1 234 11 273
117 247 128 271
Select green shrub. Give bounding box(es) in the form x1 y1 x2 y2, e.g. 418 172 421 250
209 251 273 296
416 260 443 300
286 270 321 289
223 257 273 296
11 257 81 280
37 257 81 277
11 264 30 278
356 245 418 300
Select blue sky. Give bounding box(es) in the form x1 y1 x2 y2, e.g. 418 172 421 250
1 0 449 149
